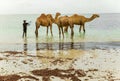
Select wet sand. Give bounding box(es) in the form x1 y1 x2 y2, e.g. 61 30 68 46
0 42 120 81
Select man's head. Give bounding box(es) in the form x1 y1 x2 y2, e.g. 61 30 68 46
23 20 26 23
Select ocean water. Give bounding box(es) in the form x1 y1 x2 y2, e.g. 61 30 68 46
0 13 120 51
0 13 120 43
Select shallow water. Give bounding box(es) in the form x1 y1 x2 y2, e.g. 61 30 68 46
0 13 120 44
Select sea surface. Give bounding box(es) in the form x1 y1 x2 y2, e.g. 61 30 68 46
0 13 120 51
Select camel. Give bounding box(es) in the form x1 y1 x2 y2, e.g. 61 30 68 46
59 15 74 38
54 12 64 38
64 14 100 33
54 12 71 38
35 13 54 37
59 15 70 32
58 14 99 38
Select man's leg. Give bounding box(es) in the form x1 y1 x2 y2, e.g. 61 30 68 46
22 32 24 38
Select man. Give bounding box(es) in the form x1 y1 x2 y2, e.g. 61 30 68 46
22 20 29 38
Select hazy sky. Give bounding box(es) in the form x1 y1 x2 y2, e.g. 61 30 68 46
0 0 120 14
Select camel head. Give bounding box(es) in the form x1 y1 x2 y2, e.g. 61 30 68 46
55 12 61 20
54 12 61 24
92 14 100 18
47 14 55 23
56 12 61 16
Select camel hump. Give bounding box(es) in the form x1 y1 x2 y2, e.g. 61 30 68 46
73 14 79 16
39 13 47 19
41 13 46 16
64 15 68 17
41 13 46 17
47 14 52 18
38 13 45 17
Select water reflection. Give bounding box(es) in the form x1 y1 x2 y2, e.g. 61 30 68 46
79 32 85 39
35 37 86 50
22 34 86 56
23 37 28 55
35 36 86 70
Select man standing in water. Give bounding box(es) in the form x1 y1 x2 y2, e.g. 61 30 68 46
22 20 29 38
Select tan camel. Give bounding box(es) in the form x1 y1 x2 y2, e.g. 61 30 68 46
35 13 54 37
65 14 100 33
59 15 73 38
54 12 71 38
54 12 64 38
58 14 99 38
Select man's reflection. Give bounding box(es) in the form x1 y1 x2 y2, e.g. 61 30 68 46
23 37 28 55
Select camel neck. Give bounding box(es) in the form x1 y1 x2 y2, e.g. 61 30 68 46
55 15 59 20
54 14 60 24
86 15 95 22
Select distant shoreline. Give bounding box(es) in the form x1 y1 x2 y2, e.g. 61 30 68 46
0 13 120 15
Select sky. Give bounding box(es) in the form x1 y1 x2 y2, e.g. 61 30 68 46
0 0 120 14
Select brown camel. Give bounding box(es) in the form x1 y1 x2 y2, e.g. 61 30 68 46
65 14 100 33
58 14 99 38
54 12 64 38
35 13 54 37
59 15 74 38
54 12 71 38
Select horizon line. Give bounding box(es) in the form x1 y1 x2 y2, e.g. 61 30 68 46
0 12 120 15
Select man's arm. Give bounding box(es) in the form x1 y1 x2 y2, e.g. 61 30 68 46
27 23 30 26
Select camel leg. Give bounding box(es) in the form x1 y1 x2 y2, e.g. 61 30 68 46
64 26 68 33
35 22 40 38
35 29 38 37
61 27 64 39
50 25 53 36
71 26 74 39
35 27 39 37
46 26 49 36
58 26 61 38
79 25 82 32
83 24 85 32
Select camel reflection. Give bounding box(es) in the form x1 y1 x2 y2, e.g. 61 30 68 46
35 38 85 51
79 32 85 39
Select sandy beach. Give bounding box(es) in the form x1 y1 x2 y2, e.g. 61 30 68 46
0 42 120 81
